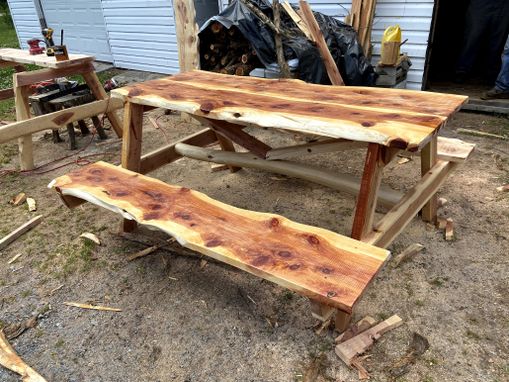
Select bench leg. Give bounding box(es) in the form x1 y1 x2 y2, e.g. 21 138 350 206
334 310 352 333
121 102 144 232
67 123 77 150
351 143 385 240
77 120 91 135
91 116 108 140
13 81 34 171
420 136 438 223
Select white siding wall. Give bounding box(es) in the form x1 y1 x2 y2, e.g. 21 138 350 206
101 0 179 74
6 0 40 50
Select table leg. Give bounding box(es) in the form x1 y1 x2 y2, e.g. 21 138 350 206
13 76 34 171
215 132 241 173
351 143 385 240
420 136 438 223
82 70 123 138
121 103 144 232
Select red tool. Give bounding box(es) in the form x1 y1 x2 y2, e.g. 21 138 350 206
27 38 44 55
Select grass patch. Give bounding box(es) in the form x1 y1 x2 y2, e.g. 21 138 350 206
41 240 97 278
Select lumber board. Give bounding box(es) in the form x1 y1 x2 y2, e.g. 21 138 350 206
111 70 468 151
49 161 390 313
174 143 402 208
335 314 403 365
173 0 200 72
0 88 14 101
366 160 457 248
13 78 34 170
420 137 438 223
0 98 124 144
0 48 93 69
139 128 218 174
0 215 43 251
14 62 95 87
299 1 344 85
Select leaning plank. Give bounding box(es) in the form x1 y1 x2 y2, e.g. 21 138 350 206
173 0 200 72
0 330 47 382
299 1 345 85
282 1 314 41
0 98 123 144
49 161 390 313
175 143 402 208
0 215 43 251
335 314 403 365
365 160 457 248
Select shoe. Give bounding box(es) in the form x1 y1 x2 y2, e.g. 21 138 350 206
481 87 509 100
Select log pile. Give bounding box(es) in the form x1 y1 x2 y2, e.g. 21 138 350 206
199 22 262 76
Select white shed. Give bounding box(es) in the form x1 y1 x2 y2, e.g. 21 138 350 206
7 0 435 89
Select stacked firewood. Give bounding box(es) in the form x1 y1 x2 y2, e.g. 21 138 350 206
200 22 262 76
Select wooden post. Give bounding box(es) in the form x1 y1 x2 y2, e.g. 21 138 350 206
351 143 385 240
121 102 144 232
173 0 200 122
420 136 438 223
13 73 34 170
81 71 123 138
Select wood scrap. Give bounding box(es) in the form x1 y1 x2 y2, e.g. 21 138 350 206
282 1 314 41
9 193 26 206
0 215 43 251
437 197 448 207
397 157 411 165
199 259 208 269
388 332 429 378
456 128 507 140
127 245 160 261
148 116 161 130
7 253 22 264
0 329 47 382
3 316 38 340
79 232 100 245
63 302 122 312
445 218 454 241
299 0 345 85
26 198 36 212
496 185 509 192
436 217 447 230
351 356 370 380
335 316 377 343
210 163 230 172
392 243 424 268
335 315 403 365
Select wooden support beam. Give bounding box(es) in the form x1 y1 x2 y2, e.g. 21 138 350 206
82 71 124 138
351 144 385 240
175 143 402 208
14 62 95 87
266 139 365 160
420 136 438 223
365 160 457 248
0 215 43 251
299 0 345 85
0 88 14 101
197 117 272 158
0 98 124 144
140 128 218 174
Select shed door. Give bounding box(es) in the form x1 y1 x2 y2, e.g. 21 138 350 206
41 0 113 62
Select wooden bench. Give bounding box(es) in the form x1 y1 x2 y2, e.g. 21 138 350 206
49 161 390 330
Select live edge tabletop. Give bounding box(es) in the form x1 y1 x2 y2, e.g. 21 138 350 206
111 70 468 151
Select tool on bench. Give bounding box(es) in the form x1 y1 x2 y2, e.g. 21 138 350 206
53 29 69 62
27 38 44 55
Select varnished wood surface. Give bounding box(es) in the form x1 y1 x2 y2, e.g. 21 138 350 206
112 70 468 151
0 48 93 69
50 161 390 312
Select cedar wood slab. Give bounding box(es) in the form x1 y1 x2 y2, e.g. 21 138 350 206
0 48 93 69
49 161 390 312
111 70 468 151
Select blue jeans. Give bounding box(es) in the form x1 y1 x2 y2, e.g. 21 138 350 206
495 37 509 91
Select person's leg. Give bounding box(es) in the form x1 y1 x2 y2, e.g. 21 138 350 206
484 3 509 83
494 38 509 91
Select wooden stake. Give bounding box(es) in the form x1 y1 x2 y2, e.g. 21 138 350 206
0 215 43 251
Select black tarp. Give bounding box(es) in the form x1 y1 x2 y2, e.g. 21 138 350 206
199 0 375 85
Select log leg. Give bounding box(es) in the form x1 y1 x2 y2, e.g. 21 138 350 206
13 77 34 170
310 299 335 321
120 102 144 232
420 136 438 223
91 116 108 140
67 123 77 150
334 310 352 333
215 132 241 173
351 143 385 240
82 70 123 138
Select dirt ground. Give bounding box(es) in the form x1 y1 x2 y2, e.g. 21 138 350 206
0 108 508 382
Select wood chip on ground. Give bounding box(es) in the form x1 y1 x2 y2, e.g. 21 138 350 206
63 302 122 312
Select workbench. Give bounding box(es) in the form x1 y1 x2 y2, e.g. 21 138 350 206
0 48 123 170
50 70 474 329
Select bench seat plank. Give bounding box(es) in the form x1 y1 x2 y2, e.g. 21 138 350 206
49 161 390 313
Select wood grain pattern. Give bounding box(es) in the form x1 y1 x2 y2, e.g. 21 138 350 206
50 161 390 312
111 70 468 151
0 48 93 69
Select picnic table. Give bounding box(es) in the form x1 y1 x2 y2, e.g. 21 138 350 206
0 48 122 170
50 70 473 329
